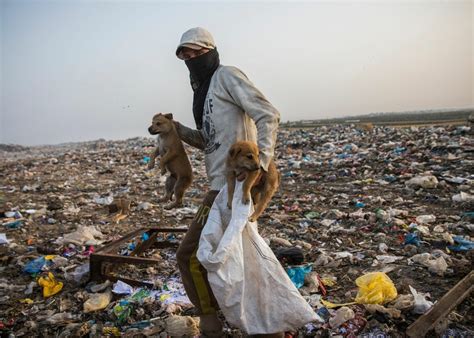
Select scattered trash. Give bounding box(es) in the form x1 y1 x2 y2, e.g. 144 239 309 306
23 256 48 274
409 253 448 276
1 124 472 335
0 233 9 244
329 306 355 328
286 264 313 289
55 225 104 246
37 272 63 297
93 195 114 205
405 175 438 189
165 315 200 336
409 285 434 314
112 280 134 295
365 304 401 318
83 290 112 313
64 263 90 284
448 236 474 251
276 247 305 265
354 272 398 305
452 192 474 203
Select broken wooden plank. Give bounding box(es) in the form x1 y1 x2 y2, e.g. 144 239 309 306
406 270 474 337
90 227 187 285
131 231 158 256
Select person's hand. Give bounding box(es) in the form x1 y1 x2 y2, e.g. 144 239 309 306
236 172 247 181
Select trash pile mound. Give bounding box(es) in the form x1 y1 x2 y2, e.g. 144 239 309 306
0 124 473 337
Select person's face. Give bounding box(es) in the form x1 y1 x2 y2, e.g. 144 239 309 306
180 47 210 61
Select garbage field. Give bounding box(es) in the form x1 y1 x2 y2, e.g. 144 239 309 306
0 124 473 337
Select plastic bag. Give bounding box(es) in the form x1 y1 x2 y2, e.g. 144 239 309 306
65 263 90 284
24 256 47 274
83 290 112 312
197 182 320 334
409 285 433 314
286 264 312 289
329 306 355 328
38 272 63 297
354 272 397 305
165 315 200 336
55 225 104 246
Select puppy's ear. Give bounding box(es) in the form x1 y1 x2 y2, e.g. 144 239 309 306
164 113 174 120
229 144 241 159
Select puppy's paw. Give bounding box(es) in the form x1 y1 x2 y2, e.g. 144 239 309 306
249 213 258 222
242 195 250 205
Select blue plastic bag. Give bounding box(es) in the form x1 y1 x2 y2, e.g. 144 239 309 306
448 236 474 251
286 264 312 289
404 233 420 247
24 256 46 274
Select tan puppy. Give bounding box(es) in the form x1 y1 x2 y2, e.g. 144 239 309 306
148 113 193 209
226 140 280 222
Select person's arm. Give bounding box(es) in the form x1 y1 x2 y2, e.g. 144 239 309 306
220 67 280 171
174 122 206 150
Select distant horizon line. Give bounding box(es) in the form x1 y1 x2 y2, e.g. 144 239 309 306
1 106 472 148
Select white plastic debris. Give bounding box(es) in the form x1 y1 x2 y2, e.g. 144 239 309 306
112 280 134 295
410 253 448 276
137 202 153 211
415 215 436 224
374 255 404 264
0 234 9 245
452 192 474 203
329 306 355 328
65 263 90 284
93 195 114 205
409 285 434 314
55 225 104 246
405 175 438 189
378 243 389 253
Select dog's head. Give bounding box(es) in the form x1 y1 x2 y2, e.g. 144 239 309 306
148 113 174 135
228 141 260 171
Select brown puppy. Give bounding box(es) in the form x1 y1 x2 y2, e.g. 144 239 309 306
226 140 280 222
148 113 193 209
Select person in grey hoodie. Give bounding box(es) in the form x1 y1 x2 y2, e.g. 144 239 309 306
173 27 282 337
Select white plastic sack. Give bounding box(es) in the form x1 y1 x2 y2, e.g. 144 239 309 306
197 182 320 334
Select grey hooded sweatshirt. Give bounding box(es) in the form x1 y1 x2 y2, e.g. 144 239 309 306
177 65 280 190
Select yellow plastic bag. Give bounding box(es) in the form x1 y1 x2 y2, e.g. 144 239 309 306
354 272 397 305
38 272 63 298
83 290 112 313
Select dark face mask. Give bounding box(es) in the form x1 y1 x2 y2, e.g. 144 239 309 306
185 48 220 90
185 49 220 129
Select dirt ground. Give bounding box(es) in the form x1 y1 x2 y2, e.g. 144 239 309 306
0 124 473 337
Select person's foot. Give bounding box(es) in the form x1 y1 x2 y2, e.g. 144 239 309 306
200 313 223 337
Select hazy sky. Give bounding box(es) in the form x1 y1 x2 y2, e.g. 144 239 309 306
1 0 473 145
